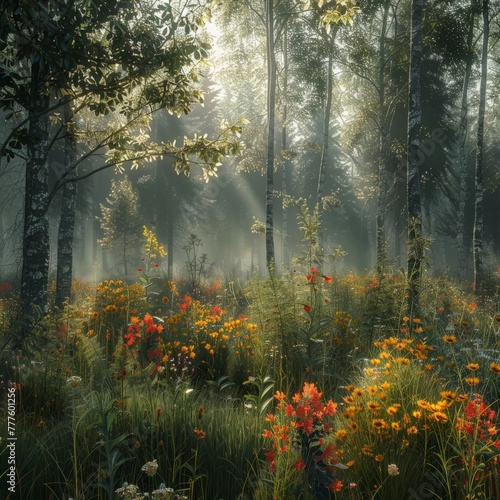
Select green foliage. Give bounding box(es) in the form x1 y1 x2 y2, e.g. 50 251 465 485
98 176 143 276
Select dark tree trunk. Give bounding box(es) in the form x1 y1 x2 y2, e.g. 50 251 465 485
55 103 78 308
317 34 335 268
456 1 476 281
376 0 390 275
473 0 488 294
406 0 423 316
265 0 276 270
21 61 50 327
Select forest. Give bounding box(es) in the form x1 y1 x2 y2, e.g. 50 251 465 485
2 0 500 498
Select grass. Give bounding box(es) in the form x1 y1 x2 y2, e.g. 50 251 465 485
2 268 500 499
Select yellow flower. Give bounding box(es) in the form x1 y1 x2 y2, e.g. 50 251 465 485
465 377 480 386
440 391 457 401
335 429 348 440
442 335 456 344
348 421 359 432
407 426 418 435
368 385 378 396
375 454 384 462
386 404 401 416
370 358 381 366
353 388 365 398
466 363 480 371
490 362 500 374
430 411 448 423
372 419 388 430
367 401 381 412
412 411 422 419
361 444 373 456
391 422 401 431
380 381 391 390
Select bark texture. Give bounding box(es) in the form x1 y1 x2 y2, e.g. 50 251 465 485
21 61 50 325
406 0 423 316
473 0 488 294
55 103 78 308
265 0 276 269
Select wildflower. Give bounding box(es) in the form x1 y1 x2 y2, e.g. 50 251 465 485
466 363 480 371
295 458 306 472
66 376 82 388
336 429 348 440
442 335 457 344
353 388 365 398
324 276 332 283
387 464 399 476
198 406 204 419
304 304 311 312
375 454 384 462
407 426 418 435
328 480 343 492
391 422 401 431
372 419 388 430
431 411 448 423
274 391 286 401
115 483 140 498
193 428 206 440
440 391 457 401
141 459 159 476
367 401 381 412
490 362 500 374
310 268 320 274
465 377 480 386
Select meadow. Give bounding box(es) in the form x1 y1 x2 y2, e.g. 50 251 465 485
2 258 500 499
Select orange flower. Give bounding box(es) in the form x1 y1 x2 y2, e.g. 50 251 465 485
274 391 286 401
194 428 206 440
443 335 457 344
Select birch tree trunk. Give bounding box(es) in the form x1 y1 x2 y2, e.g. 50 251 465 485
265 0 276 270
473 0 489 294
281 25 290 271
406 0 423 316
316 34 335 268
21 60 50 327
55 102 78 308
376 0 390 275
456 1 476 281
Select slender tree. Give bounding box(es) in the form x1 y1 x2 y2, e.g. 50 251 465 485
456 0 477 281
265 0 277 269
376 0 391 275
98 177 143 277
55 102 78 308
407 0 424 316
473 0 489 294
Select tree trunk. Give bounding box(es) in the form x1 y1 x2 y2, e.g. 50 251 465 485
317 34 335 268
265 0 276 270
281 25 290 271
376 0 390 275
55 103 78 308
456 1 476 281
473 0 488 294
21 60 50 328
406 0 423 317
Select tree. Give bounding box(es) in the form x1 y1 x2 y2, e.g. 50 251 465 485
98 177 143 277
473 0 489 294
55 102 78 308
407 0 424 316
0 0 242 336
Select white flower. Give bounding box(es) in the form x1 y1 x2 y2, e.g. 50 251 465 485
66 376 82 388
387 463 399 476
141 459 159 477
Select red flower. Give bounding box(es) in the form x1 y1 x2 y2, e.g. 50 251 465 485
329 480 343 492
311 268 320 274
295 458 306 472
137 268 142 272
324 276 332 283
154 263 159 268
304 305 311 312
